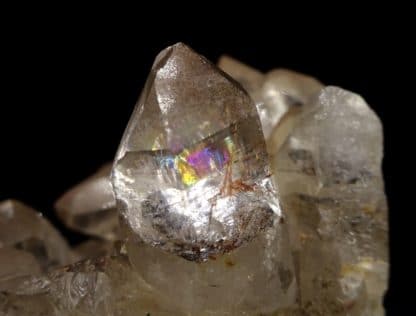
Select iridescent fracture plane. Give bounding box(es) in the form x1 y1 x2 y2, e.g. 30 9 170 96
111 43 282 261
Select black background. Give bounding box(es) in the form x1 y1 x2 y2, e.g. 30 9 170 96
0 11 409 314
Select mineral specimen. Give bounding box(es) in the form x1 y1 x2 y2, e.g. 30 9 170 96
55 163 118 240
0 44 388 316
111 43 282 261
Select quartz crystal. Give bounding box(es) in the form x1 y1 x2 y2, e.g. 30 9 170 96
112 43 282 261
0 46 389 316
55 163 119 240
1 222 296 315
271 86 388 315
218 56 323 153
0 200 72 272
126 219 296 314
0 254 173 316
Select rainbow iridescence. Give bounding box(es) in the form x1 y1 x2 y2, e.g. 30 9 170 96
158 136 235 187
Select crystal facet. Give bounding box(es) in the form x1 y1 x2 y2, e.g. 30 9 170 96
112 43 281 261
55 163 119 240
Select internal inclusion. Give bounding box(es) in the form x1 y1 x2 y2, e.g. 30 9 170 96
116 116 277 261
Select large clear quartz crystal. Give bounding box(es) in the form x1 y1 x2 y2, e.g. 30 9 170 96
112 43 282 261
0 200 72 273
55 163 118 240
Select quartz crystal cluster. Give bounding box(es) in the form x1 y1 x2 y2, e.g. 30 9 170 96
0 43 388 316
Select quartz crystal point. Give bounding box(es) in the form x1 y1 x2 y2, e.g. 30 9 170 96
0 200 72 272
218 56 323 151
112 43 282 261
272 86 388 315
55 163 119 240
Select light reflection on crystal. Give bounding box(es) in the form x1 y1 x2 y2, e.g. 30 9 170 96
158 134 234 187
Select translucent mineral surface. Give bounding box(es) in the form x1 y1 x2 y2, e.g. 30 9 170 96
0 220 296 315
218 55 323 145
271 86 388 315
55 163 118 240
0 46 388 316
111 43 281 261
0 200 72 273
71 239 115 262
0 248 41 282
126 219 295 314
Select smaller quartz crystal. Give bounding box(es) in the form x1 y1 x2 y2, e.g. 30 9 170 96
55 163 119 240
272 86 388 315
218 55 323 152
0 200 72 272
217 55 264 101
